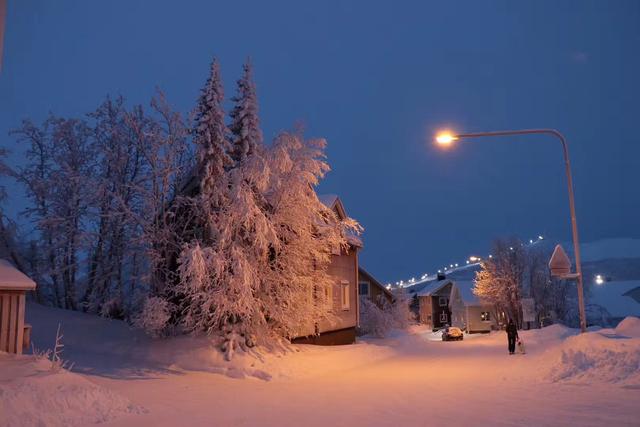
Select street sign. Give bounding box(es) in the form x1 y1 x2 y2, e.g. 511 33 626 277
521 298 536 323
549 244 571 278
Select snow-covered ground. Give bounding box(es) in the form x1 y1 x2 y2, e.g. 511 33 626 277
1 304 639 427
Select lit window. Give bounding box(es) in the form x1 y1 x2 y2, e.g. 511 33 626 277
439 297 447 307
341 281 350 310
359 282 370 296
481 311 491 322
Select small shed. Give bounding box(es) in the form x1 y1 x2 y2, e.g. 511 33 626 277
0 259 36 354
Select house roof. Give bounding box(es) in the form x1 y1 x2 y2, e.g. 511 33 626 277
416 279 452 297
318 194 339 210
318 194 362 248
0 259 36 291
358 267 393 300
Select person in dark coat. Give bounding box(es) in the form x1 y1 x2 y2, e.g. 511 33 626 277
506 319 518 354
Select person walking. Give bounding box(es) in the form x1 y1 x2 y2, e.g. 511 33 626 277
506 319 518 355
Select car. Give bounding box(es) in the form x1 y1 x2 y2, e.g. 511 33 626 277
441 326 464 341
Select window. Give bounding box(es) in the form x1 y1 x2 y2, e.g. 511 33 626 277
359 282 370 297
440 312 448 323
341 280 350 310
439 297 447 307
324 285 333 311
481 311 491 322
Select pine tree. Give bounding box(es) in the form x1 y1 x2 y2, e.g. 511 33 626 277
193 58 232 203
229 59 263 165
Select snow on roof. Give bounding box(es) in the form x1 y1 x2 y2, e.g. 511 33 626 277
454 280 480 305
318 194 338 209
588 280 640 318
0 259 36 291
416 279 452 297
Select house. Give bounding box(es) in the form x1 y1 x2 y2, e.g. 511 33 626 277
416 278 453 330
0 259 36 354
358 267 394 307
449 280 497 333
291 194 362 345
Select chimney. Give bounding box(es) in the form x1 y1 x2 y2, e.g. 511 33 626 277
437 272 446 281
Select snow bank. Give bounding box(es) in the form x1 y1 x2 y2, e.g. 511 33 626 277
0 353 141 427
545 324 640 386
615 316 640 338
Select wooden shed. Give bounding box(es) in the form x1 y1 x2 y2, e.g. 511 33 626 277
0 259 36 354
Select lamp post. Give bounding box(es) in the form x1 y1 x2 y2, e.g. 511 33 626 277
435 128 586 333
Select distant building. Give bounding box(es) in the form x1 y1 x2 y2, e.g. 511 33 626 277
449 280 497 333
416 278 453 330
358 267 394 308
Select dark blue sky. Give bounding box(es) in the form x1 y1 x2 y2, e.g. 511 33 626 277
1 1 639 283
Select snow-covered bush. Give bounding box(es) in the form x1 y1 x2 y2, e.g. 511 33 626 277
390 289 415 328
134 296 173 337
359 298 393 338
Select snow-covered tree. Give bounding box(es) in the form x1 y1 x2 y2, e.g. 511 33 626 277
193 58 232 210
263 132 361 339
229 59 263 165
474 238 526 327
178 149 276 359
10 117 94 309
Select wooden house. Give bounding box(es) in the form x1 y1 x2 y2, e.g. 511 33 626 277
416 278 453 330
358 267 394 308
0 259 36 354
291 194 362 345
449 280 497 333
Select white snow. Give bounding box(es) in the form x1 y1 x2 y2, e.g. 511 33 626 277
0 354 141 427
588 280 640 318
2 304 639 426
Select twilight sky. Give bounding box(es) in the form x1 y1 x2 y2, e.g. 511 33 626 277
1 1 639 283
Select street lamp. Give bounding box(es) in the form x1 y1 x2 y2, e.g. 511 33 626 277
434 128 587 333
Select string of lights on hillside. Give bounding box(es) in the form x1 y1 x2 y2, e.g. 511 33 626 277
386 235 546 290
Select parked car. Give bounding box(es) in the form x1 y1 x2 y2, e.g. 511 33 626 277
442 326 464 341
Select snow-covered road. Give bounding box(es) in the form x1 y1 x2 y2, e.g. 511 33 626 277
2 305 639 427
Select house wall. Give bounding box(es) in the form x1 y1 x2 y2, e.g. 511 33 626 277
359 279 392 307
418 296 433 326
450 289 467 330
317 249 358 335
0 290 26 354
432 284 452 329
418 286 453 330
295 248 358 343
466 305 496 333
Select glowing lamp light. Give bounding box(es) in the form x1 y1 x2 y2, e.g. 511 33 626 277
595 275 604 285
435 131 458 146
538 235 544 240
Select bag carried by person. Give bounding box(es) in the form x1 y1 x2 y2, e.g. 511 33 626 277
517 338 526 354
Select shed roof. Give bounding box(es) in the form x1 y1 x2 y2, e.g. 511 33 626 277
0 259 36 291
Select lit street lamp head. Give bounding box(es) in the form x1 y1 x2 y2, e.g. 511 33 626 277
435 131 458 146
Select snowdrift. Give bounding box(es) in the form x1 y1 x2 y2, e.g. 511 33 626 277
0 353 141 427
545 317 640 386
